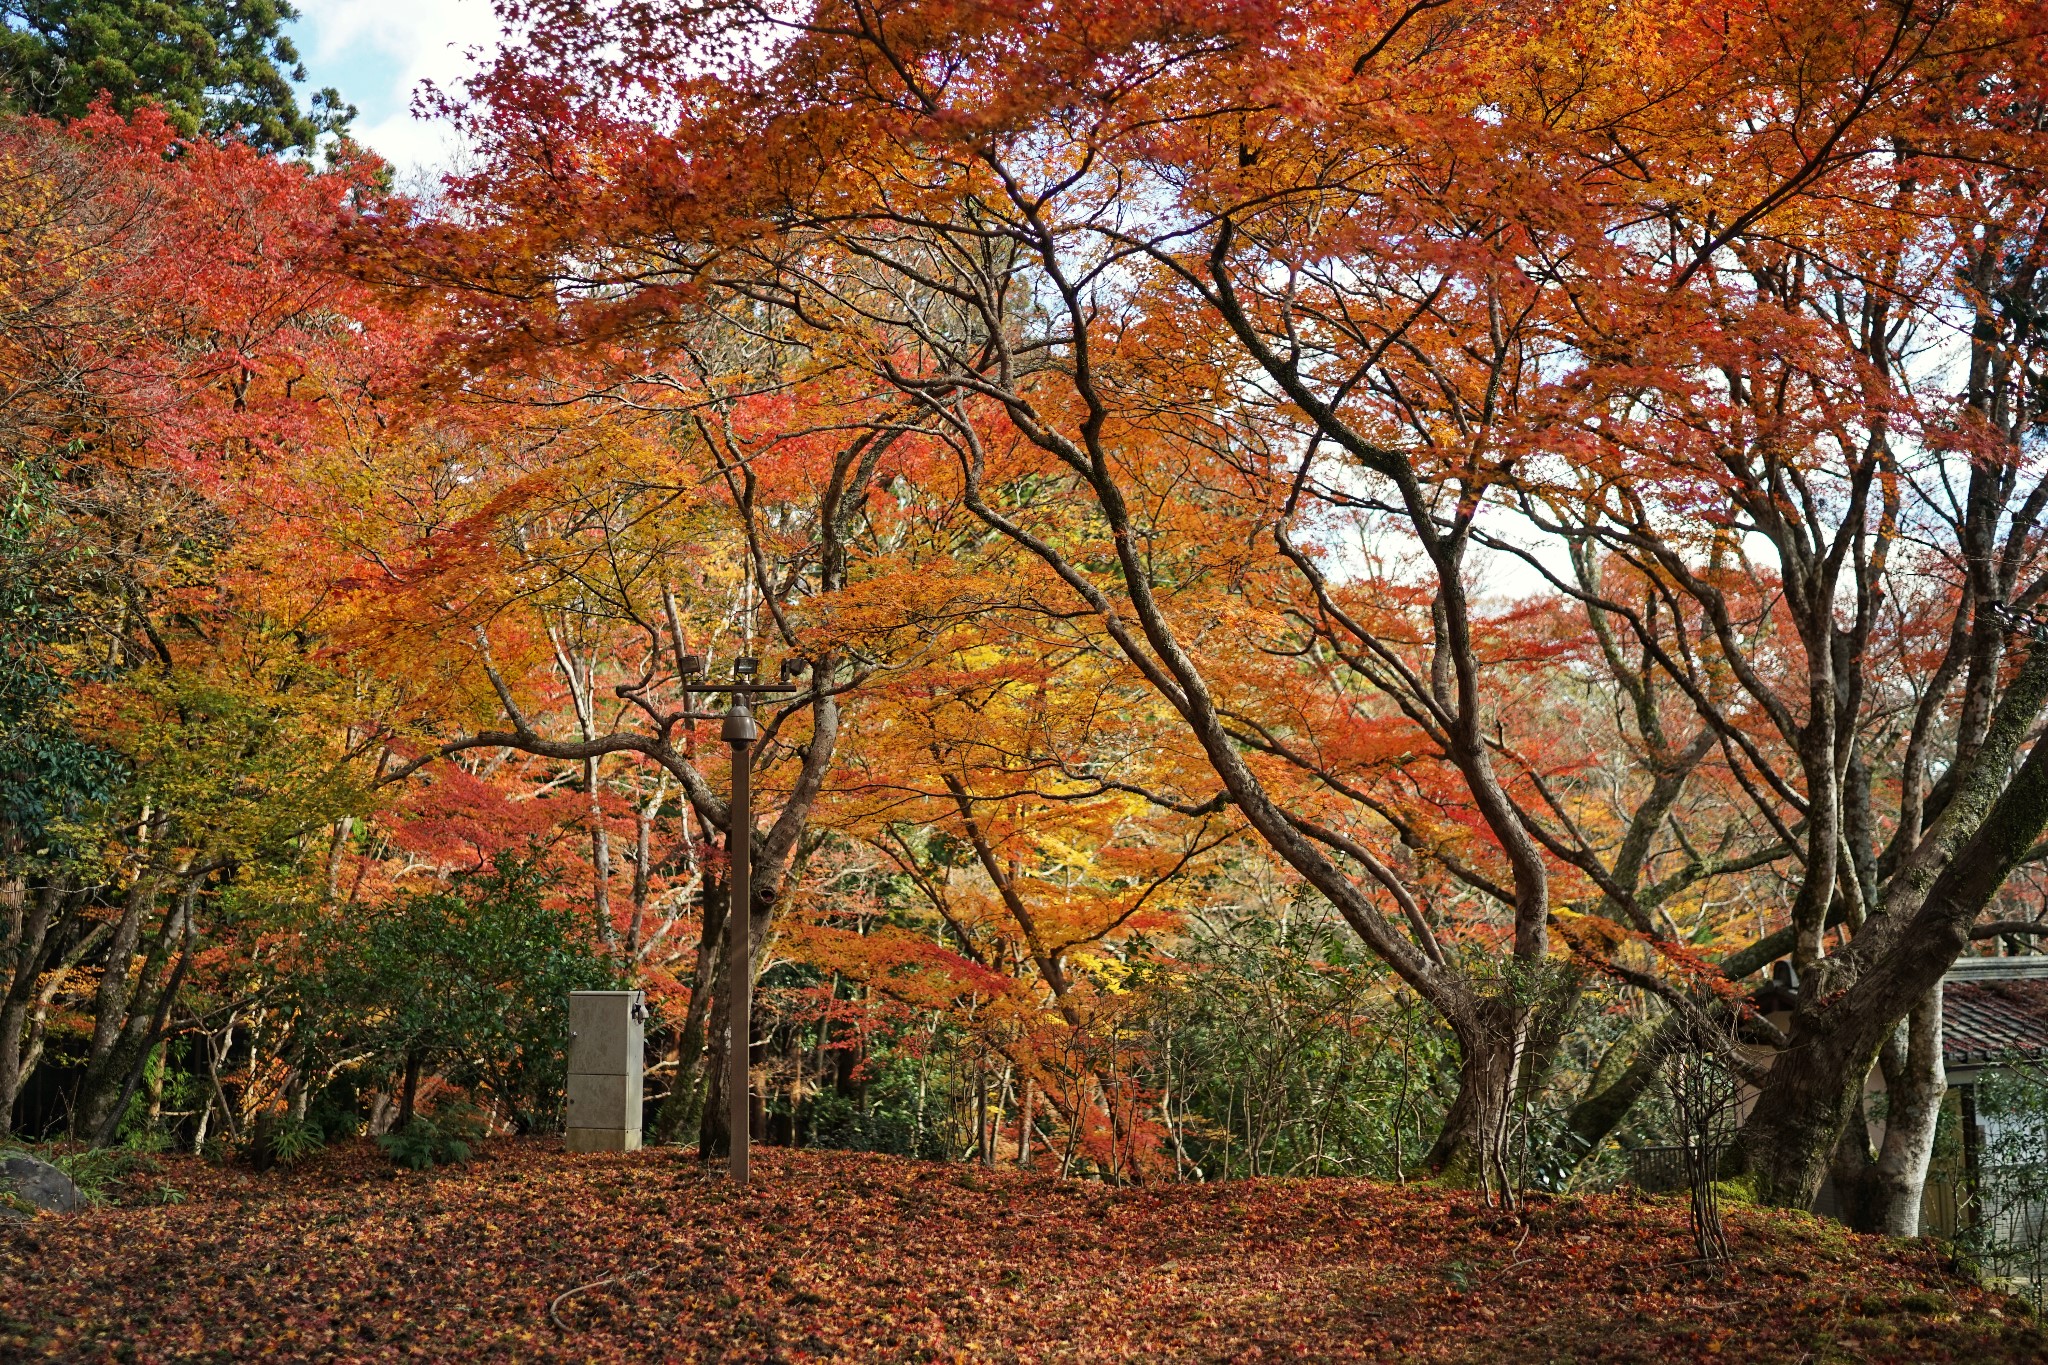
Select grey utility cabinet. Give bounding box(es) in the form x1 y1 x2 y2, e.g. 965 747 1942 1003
565 990 646 1153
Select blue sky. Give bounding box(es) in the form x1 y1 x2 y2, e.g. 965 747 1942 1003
287 0 507 181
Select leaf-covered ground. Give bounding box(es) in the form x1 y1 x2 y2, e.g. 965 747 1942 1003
3 1139 2040 1363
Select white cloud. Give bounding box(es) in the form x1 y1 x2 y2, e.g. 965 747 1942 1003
290 0 509 180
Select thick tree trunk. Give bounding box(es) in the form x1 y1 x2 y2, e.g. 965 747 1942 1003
1518 971 1585 1106
655 1014 709 1144
1426 1002 1527 1200
0 995 26 1138
1735 1008 1890 1210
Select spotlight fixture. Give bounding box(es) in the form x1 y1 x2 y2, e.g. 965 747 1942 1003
734 655 759 679
779 657 807 681
679 653 706 677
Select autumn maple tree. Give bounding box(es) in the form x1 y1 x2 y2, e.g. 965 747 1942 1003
0 106 396 1140
401 0 2048 1215
13 4 2048 1303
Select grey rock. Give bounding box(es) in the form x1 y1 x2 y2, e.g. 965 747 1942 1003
2 1155 82 1213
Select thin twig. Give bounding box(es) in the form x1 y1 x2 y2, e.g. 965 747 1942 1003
548 1265 657 1332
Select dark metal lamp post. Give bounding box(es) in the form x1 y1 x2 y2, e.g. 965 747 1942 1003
678 652 799 1183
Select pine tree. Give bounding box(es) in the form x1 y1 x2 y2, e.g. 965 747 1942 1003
0 0 353 152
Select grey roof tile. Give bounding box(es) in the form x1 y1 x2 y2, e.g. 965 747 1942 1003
1945 978 2048 1066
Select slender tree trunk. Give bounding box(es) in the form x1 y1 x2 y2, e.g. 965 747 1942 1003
976 1050 990 1167
1872 988 1945 1236
398 1051 423 1129
628 793 654 957
1828 1084 1880 1230
0 875 64 1137
144 1044 168 1134
201 1014 242 1143
323 818 353 899
78 875 189 1140
1960 1083 1983 1226
588 756 613 941
783 1027 803 1147
832 995 860 1099
654 877 725 1145
698 970 732 1160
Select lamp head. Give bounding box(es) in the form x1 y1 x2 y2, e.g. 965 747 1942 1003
721 696 759 744
679 653 706 677
779 656 807 681
734 655 759 680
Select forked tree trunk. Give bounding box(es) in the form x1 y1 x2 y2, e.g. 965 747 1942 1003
74 875 157 1133
0 874 65 1138
79 875 193 1141
1741 701 2048 1211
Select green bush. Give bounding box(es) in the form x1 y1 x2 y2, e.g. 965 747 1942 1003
805 1065 960 1160
1134 906 1457 1181
294 855 627 1134
376 1101 490 1171
256 1115 327 1170
378 1119 462 1171
1960 1059 2048 1307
